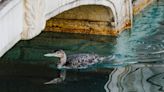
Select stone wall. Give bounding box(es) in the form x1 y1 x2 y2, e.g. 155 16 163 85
55 5 113 21
45 5 116 35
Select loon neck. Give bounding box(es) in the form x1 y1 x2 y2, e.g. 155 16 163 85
58 53 67 68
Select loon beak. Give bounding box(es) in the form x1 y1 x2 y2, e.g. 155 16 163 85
44 53 56 57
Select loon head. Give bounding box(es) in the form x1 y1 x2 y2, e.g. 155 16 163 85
44 50 67 68
44 50 66 58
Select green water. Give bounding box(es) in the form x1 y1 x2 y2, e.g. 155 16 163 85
0 1 164 92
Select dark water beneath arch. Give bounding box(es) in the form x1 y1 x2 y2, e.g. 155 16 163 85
0 1 164 92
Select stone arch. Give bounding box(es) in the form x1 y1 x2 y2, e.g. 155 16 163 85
21 0 132 39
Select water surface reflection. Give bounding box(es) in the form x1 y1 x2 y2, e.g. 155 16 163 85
105 64 164 92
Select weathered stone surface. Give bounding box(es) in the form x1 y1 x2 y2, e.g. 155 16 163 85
55 5 113 22
45 5 116 35
45 18 117 36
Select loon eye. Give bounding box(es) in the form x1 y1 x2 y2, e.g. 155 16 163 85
56 51 60 54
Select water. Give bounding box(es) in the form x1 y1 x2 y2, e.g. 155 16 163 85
0 1 164 92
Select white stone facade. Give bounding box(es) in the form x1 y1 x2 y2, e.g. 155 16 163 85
0 0 23 57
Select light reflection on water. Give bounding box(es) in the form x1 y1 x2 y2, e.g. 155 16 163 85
105 65 164 92
0 1 164 92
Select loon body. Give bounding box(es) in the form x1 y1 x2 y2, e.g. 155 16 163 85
44 50 111 69
44 50 113 84
61 53 103 69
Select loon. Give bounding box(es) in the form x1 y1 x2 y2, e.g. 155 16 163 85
44 50 114 84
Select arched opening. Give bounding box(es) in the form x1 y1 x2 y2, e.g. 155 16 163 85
44 5 116 35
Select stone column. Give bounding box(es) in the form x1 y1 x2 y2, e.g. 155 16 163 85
21 0 46 40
